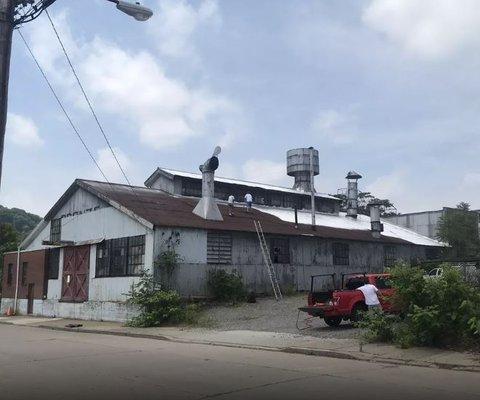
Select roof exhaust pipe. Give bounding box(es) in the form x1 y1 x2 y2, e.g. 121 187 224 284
345 171 362 219
369 200 384 239
192 147 223 221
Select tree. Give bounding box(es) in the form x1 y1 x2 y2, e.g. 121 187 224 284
437 203 480 259
331 191 398 217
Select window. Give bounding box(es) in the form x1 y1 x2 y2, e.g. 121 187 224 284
95 235 146 277
21 262 28 286
333 243 349 266
7 263 13 286
128 235 145 275
384 245 396 267
46 248 60 279
182 179 202 197
426 247 441 260
50 218 61 242
269 237 290 264
207 232 232 264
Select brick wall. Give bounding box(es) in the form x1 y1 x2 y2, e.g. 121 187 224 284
2 250 46 299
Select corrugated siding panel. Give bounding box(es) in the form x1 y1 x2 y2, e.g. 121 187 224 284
207 232 232 264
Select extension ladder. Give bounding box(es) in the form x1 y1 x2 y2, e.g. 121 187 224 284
254 220 283 300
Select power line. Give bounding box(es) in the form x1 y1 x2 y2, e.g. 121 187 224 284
44 10 151 216
17 29 110 184
45 9 133 188
18 27 150 229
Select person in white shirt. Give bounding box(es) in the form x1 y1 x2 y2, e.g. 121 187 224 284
244 193 253 212
228 195 235 216
357 282 381 310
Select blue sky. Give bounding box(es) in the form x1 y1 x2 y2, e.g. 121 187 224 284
2 0 480 215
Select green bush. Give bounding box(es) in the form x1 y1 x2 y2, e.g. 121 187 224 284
207 269 246 304
360 265 480 349
126 274 187 327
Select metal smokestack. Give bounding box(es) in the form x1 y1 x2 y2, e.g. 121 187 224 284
192 147 223 221
369 200 384 239
345 171 362 219
287 148 319 192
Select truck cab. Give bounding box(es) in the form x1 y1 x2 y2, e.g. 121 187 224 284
305 273 394 327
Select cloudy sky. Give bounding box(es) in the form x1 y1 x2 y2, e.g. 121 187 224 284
2 0 480 216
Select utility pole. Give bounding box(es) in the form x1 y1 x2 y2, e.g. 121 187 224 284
0 0 14 190
0 0 153 191
309 146 316 230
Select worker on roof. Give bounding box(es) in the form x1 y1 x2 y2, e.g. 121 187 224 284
244 193 253 212
228 195 235 216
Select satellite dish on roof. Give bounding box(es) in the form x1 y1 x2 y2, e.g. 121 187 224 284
212 146 222 157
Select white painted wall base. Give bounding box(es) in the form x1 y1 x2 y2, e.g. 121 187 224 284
1 298 139 323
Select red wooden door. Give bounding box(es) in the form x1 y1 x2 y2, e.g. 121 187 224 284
61 246 90 302
73 246 90 302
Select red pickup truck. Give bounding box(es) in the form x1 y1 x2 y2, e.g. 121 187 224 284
303 273 394 327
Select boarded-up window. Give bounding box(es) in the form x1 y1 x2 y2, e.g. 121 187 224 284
207 232 232 264
384 245 396 267
269 237 290 264
46 248 60 279
7 263 13 286
50 218 61 242
333 243 349 266
96 235 145 277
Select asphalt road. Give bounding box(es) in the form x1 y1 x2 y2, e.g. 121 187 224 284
0 324 479 400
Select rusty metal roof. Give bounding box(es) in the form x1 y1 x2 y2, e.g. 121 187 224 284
73 179 418 245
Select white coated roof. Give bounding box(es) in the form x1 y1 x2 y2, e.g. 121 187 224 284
159 167 340 201
253 206 443 247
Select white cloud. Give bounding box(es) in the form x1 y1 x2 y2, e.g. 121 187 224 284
26 11 240 150
366 169 407 201
242 159 288 186
151 0 221 58
363 0 480 59
95 147 133 183
311 109 357 145
6 113 43 147
461 172 480 188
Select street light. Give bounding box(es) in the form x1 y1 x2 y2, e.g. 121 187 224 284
111 1 153 21
0 0 153 189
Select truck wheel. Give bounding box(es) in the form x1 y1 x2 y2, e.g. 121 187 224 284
324 316 342 327
351 304 367 323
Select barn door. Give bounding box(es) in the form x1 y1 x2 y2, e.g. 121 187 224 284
73 246 90 302
61 246 90 302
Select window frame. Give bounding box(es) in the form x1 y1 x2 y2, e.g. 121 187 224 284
333 242 349 266
95 235 146 278
384 245 396 268
46 248 60 280
269 237 290 264
21 262 28 286
50 218 61 243
7 263 13 286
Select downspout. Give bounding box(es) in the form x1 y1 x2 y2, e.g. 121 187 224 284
13 245 20 315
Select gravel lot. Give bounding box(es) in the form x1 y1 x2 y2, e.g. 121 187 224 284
203 294 361 339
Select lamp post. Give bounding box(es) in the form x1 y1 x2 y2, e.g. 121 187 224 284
0 0 153 190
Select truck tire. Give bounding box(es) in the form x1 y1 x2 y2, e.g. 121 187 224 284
324 316 342 327
351 303 367 323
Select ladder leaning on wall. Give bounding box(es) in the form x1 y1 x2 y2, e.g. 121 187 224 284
253 220 283 301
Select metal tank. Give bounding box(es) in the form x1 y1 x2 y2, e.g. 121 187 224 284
286 148 319 192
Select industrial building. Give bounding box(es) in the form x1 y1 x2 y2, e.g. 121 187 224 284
1 148 442 322
384 208 480 240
